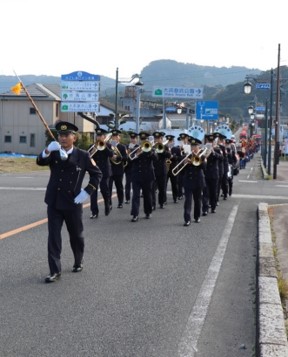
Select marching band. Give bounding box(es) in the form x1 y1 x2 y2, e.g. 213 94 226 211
87 124 243 226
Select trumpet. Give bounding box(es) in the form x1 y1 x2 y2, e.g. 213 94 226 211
128 141 152 160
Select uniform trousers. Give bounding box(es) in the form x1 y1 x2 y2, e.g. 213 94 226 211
131 179 153 217
203 177 218 212
221 173 229 198
90 176 110 214
153 174 167 207
178 172 184 198
183 186 202 222
109 174 124 205
124 171 132 201
166 170 179 202
47 205 84 275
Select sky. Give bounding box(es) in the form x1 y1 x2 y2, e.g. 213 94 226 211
1 0 287 81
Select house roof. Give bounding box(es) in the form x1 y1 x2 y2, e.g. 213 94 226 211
0 83 127 114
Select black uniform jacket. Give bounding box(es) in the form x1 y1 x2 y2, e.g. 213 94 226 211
131 150 157 181
89 143 113 178
153 146 171 176
205 150 222 180
37 148 102 210
111 143 128 176
183 161 206 190
169 146 182 170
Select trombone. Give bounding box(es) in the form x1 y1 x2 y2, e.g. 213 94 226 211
88 132 112 157
191 147 208 166
172 152 193 176
153 139 168 154
172 147 208 175
128 140 153 160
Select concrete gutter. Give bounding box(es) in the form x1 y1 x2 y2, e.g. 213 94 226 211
258 202 288 356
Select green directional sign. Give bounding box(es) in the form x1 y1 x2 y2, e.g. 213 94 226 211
152 86 203 99
153 88 163 96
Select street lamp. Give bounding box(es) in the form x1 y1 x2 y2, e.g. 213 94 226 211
243 74 273 173
248 105 254 115
114 69 143 130
243 79 253 95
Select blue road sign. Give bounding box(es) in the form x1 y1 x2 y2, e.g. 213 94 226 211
255 83 271 90
196 101 218 120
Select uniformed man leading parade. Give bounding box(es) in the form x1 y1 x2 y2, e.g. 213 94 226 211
36 121 103 283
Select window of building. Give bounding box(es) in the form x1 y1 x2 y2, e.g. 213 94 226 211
19 136 27 143
4 135 12 143
30 107 36 114
30 133 35 147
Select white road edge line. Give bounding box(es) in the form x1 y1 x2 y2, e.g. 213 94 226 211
177 205 239 357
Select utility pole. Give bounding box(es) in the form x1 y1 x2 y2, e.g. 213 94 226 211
273 44 281 179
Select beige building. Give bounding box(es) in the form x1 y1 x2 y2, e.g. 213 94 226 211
0 83 111 155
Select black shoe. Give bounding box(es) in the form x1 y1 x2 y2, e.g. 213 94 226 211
72 263 83 273
173 200 178 204
194 218 201 223
178 196 183 200
145 214 151 219
211 209 216 213
105 206 111 216
45 272 61 283
223 196 227 200
184 221 191 227
159 205 164 209
202 211 208 216
117 204 123 208
131 216 138 222
125 200 130 204
90 213 98 219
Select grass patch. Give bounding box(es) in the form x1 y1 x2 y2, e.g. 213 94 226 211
0 158 48 173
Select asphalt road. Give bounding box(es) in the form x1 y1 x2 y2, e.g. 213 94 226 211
1 154 288 357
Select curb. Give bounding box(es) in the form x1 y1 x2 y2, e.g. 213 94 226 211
259 156 269 180
258 202 288 356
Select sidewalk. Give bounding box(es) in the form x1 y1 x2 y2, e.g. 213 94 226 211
258 158 288 356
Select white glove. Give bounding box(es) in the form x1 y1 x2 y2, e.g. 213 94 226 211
47 141 61 152
74 189 89 204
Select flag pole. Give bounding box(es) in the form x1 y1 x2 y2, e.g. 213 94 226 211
13 71 56 140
